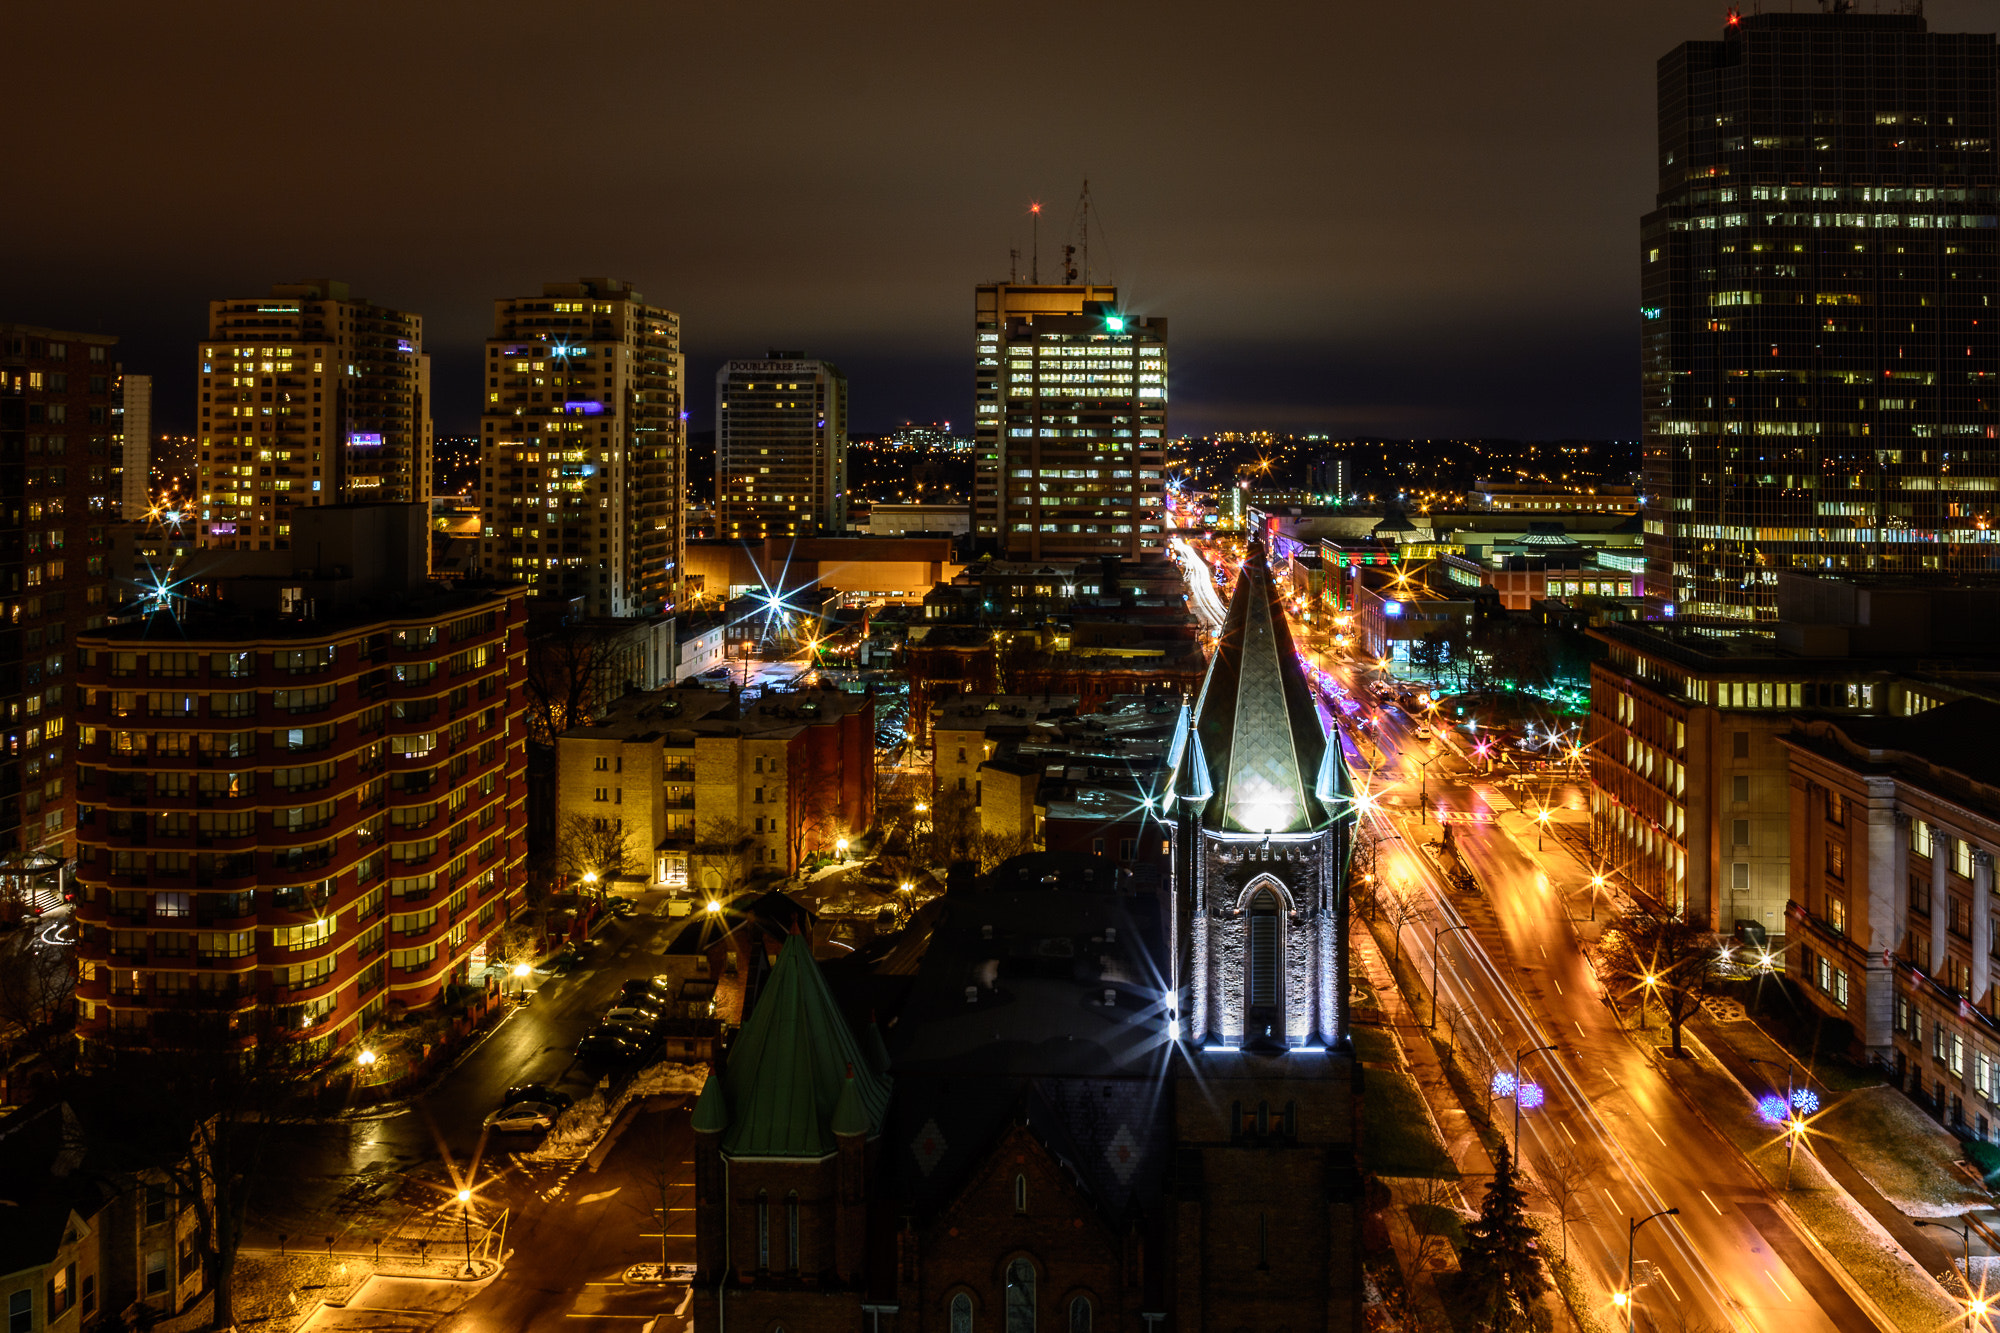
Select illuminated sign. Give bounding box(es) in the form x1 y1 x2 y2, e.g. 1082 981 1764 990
209 522 237 535
562 401 605 415
1383 601 1404 618
348 432 383 448
1105 315 1126 333
551 343 587 357
397 338 415 353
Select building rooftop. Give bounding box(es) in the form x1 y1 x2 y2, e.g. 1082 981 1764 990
80 581 515 645
1785 699 2000 811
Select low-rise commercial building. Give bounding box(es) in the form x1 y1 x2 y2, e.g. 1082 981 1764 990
71 506 530 1062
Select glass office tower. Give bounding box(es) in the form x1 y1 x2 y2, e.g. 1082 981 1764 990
1642 9 2000 624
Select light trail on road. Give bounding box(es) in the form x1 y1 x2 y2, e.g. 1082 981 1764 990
1171 537 1228 632
1338 686 1872 1333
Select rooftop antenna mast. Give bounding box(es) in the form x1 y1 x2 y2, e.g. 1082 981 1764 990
1080 179 1092 286
1030 201 1042 283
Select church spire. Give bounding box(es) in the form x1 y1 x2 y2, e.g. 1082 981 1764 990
1183 540 1342 834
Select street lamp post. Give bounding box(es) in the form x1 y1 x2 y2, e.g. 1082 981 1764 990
1512 1041 1557 1159
511 962 531 1000
1914 1218 1990 1330
1534 807 1551 851
457 1188 475 1275
1784 1112 1809 1190
1430 922 1473 1030
1616 1207 1680 1333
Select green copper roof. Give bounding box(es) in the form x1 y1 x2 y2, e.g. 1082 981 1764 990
1188 541 1337 834
690 1072 730 1135
719 934 891 1157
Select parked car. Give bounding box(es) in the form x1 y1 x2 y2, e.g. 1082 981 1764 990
618 978 674 1007
503 1084 574 1112
576 1030 651 1064
603 1005 666 1030
484 1101 562 1134
1414 724 1434 740
606 898 639 918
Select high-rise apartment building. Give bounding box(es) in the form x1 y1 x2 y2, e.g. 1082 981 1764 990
973 284 1168 560
71 505 530 1061
714 353 848 540
0 325 124 884
478 278 686 617
194 280 432 553
118 373 151 519
1642 11 2000 624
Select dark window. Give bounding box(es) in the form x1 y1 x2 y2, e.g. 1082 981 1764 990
8 1291 28 1333
1732 731 1750 760
1249 889 1280 1009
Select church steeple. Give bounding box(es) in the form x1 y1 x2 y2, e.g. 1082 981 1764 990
1168 540 1353 1054
1173 540 1346 833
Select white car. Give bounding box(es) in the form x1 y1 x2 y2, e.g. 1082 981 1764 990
1414 724 1434 740
484 1101 561 1133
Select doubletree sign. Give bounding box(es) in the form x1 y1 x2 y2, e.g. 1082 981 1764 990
1334 553 1402 567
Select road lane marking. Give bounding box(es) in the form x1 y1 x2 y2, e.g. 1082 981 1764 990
1560 1123 1577 1145
1659 1272 1680 1301
1603 1187 1620 1211
1647 1121 1665 1146
1539 946 1547 959
1553 978 1563 995
1699 1190 1722 1215
1763 1270 1791 1301
1603 1066 1619 1087
1575 1020 1585 1036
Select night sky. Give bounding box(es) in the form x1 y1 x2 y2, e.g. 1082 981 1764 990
5 1 1994 441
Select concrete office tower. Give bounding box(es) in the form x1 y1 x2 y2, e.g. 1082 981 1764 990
118 373 151 519
479 279 686 616
973 283 1167 560
715 353 848 540
1642 11 2000 624
0 325 123 876
194 280 432 552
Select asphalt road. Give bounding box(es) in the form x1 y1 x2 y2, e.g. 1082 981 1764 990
247 900 702 1328
1339 655 1878 1333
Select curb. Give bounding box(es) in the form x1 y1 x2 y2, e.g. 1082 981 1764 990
326 1002 523 1123
1641 1030 1913 1333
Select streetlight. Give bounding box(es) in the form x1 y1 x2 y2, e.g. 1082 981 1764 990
1430 922 1473 1030
1916 1220 1991 1331
1638 973 1659 1030
1511 1042 1557 1159
1534 807 1551 850
511 962 530 999
1617 1207 1680 1333
457 1187 475 1275
1783 1110 1810 1190
835 838 849 863
356 1048 377 1071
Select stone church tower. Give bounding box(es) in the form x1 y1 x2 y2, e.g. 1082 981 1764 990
1167 540 1352 1052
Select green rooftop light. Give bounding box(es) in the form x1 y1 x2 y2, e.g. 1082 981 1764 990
1106 314 1126 332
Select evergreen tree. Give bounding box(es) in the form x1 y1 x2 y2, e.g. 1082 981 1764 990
1458 1142 1548 1331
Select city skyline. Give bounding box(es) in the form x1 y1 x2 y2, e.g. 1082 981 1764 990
12 2 1996 446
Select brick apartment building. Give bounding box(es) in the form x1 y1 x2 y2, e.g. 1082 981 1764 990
0 325 126 897
557 686 874 894
70 505 530 1062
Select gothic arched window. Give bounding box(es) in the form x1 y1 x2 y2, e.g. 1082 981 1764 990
1005 1259 1036 1333
1068 1296 1092 1333
1248 889 1280 1010
951 1295 973 1333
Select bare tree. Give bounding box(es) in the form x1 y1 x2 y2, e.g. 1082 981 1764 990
1599 906 1716 1055
69 1009 319 1331
1440 1002 1467 1064
525 621 629 746
1401 1174 1462 1278
693 817 759 901
1529 1145 1602 1263
554 814 636 900
1382 879 1429 967
0 932 74 1068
